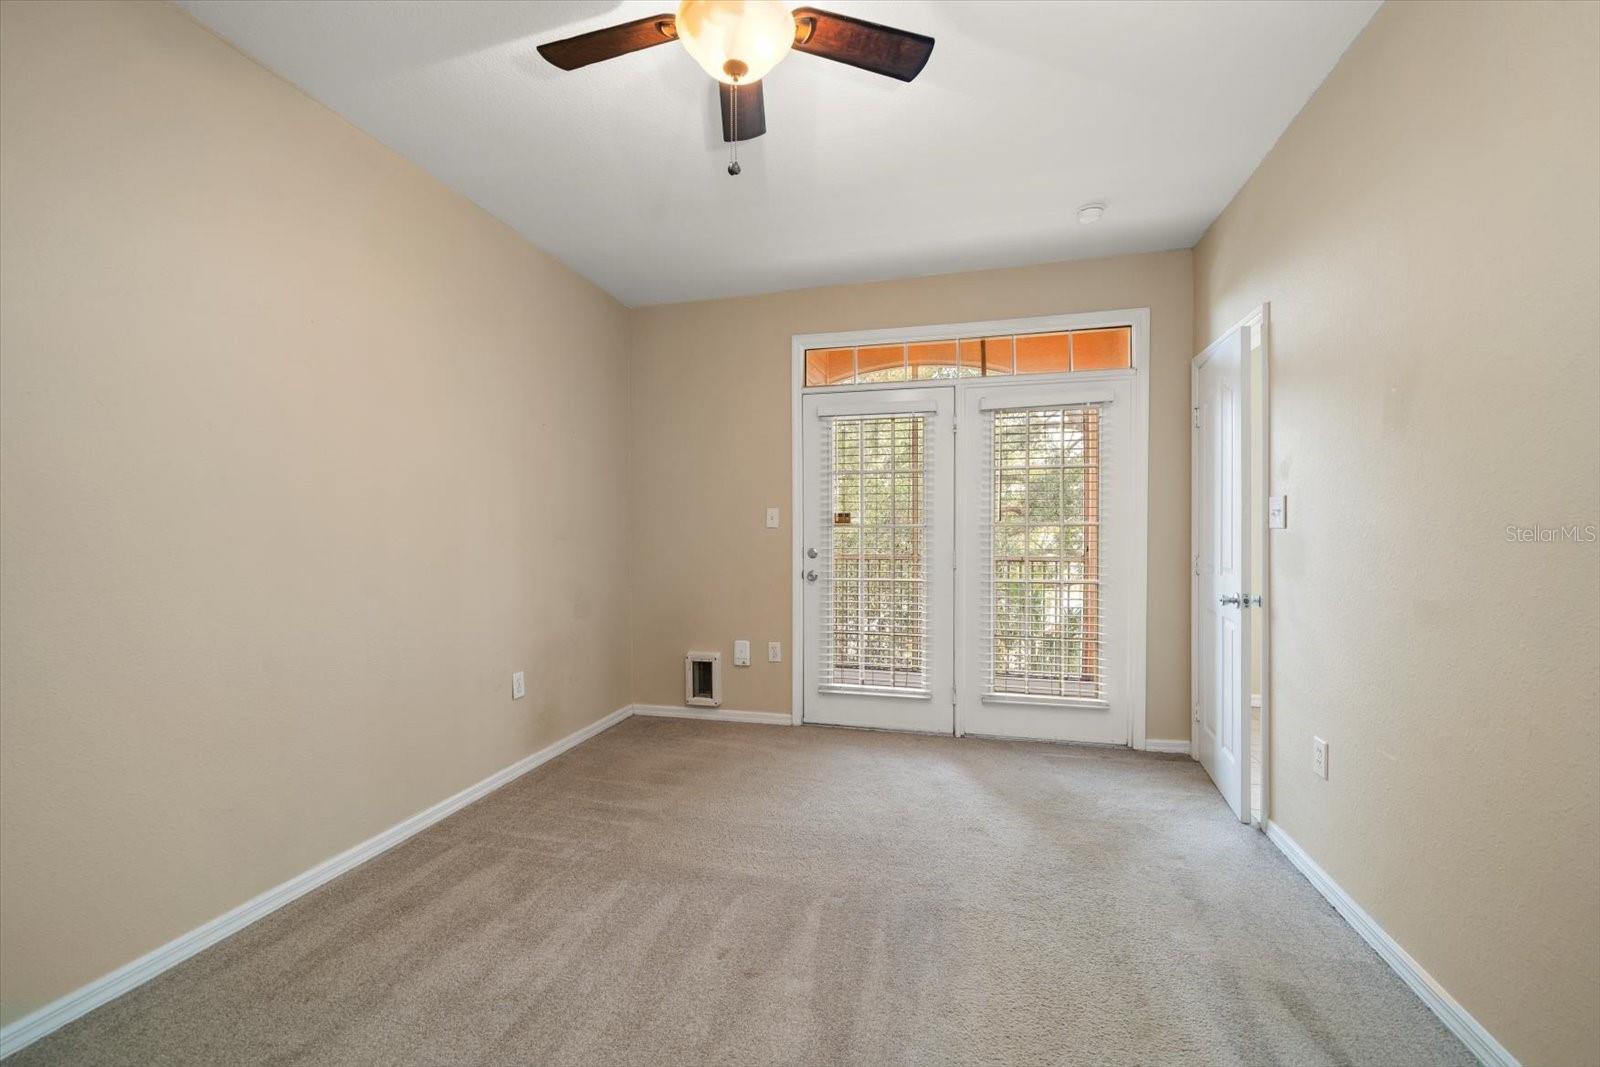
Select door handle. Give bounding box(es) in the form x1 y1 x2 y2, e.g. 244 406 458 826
1219 594 1241 606
806 570 819 583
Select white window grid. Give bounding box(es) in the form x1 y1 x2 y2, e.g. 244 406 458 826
980 406 1106 700
818 414 931 692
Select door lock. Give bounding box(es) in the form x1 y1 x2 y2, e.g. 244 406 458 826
1219 594 1242 606
805 570 819 583
806 547 818 559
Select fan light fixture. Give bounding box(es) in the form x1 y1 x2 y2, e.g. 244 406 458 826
537 3 934 177
675 0 796 85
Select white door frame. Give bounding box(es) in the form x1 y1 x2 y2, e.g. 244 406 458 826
790 308 1151 747
956 375 1138 745
1191 303 1273 823
800 387 957 733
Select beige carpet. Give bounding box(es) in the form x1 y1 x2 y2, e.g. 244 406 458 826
13 717 1470 1066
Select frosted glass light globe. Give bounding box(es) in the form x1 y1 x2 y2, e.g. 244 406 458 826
676 0 795 84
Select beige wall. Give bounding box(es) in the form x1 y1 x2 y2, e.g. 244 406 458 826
0 0 631 1025
1194 2 1600 1064
628 252 1194 741
6 0 1597 1058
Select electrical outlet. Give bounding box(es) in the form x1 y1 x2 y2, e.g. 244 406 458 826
767 641 782 663
765 507 780 528
733 640 751 667
1312 736 1328 779
512 671 526 700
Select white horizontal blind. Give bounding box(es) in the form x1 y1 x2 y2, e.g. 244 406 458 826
981 405 1106 700
819 414 930 691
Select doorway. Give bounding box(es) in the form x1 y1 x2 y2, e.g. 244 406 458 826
793 312 1149 747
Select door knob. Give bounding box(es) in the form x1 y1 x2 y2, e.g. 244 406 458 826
1219 594 1242 606
805 570 819 583
806 547 818 559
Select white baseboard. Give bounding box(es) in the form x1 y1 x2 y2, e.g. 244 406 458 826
1264 821 1517 1067
630 703 792 726
0 704 635 1061
1142 738 1192 755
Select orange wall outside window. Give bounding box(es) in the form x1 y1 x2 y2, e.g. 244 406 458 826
1071 327 1132 370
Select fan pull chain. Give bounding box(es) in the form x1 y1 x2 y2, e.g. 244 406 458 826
727 78 741 176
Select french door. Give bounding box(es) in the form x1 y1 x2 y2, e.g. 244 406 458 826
800 389 955 732
801 377 1135 744
956 378 1135 744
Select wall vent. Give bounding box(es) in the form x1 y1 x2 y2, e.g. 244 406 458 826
684 651 722 707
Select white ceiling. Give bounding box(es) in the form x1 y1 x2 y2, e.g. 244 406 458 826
176 0 1379 306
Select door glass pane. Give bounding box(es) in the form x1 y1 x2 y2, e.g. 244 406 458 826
909 341 968 379
823 414 927 690
1014 333 1070 375
988 407 1102 699
856 345 908 382
957 338 987 376
806 347 855 386
979 336 1015 376
1070 327 1132 370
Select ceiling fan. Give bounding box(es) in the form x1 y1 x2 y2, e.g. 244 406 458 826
537 1 935 175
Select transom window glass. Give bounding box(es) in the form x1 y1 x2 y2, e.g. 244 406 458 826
821 414 928 691
987 407 1103 700
805 326 1130 387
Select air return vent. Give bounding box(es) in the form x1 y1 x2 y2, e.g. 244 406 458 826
685 651 721 707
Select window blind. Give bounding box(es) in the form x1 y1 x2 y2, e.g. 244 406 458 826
818 413 930 692
980 405 1107 701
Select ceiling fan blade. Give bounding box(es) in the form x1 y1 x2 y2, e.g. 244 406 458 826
791 7 934 82
719 81 767 142
537 13 677 71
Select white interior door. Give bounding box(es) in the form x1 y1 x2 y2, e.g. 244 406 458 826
801 388 954 733
957 377 1136 745
1194 327 1252 820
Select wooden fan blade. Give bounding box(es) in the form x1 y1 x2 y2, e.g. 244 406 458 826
719 81 767 142
537 13 677 71
791 7 934 82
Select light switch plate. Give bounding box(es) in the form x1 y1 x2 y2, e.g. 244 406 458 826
1268 495 1288 529
512 671 526 700
1312 736 1328 779
767 641 782 663
733 640 751 667
765 507 780 529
